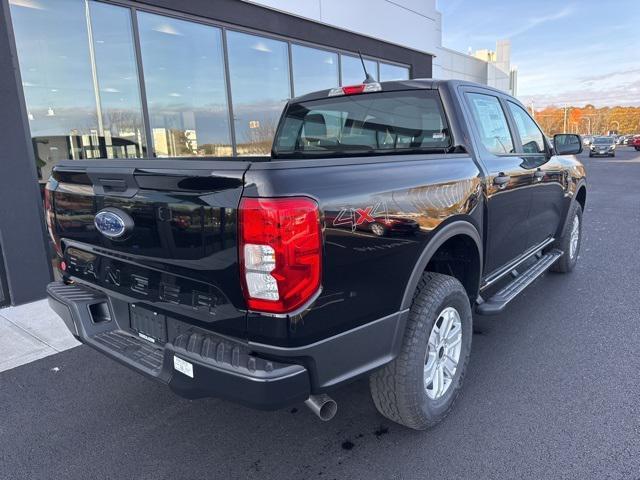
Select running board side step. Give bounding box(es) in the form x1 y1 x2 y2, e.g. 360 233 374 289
476 249 563 315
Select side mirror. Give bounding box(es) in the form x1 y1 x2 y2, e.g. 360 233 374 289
554 134 582 155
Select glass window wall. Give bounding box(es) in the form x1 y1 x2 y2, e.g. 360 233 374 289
10 1 411 163
10 0 100 181
10 0 147 179
89 1 146 159
341 54 378 85
226 31 290 156
137 12 232 157
291 44 339 97
379 62 410 81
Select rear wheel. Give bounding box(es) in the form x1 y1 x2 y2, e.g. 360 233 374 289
635 147 640 151
550 201 582 273
369 272 472 430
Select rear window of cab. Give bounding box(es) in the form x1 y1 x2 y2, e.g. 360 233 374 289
273 90 451 159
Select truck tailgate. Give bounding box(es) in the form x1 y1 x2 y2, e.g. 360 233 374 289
48 160 250 338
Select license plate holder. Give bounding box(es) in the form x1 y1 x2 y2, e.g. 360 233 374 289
130 305 167 344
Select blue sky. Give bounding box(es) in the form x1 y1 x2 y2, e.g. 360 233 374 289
438 0 640 107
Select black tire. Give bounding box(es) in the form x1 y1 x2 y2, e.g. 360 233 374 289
369 272 472 430
549 201 583 273
588 153 593 157
635 147 640 151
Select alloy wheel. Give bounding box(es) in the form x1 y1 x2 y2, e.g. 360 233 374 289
569 215 580 259
424 306 462 400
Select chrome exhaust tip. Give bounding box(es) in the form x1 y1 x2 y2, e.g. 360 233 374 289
304 394 337 421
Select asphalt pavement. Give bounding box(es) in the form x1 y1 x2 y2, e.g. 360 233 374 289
1 146 639 480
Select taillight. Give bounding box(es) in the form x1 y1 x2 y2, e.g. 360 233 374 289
328 82 382 97
239 197 322 314
43 186 63 257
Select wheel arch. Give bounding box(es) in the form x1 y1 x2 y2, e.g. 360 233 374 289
557 180 587 239
400 221 483 310
575 184 586 211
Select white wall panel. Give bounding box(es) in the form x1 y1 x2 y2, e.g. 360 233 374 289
245 0 439 54
243 0 322 20
388 0 437 18
434 47 487 84
319 0 439 54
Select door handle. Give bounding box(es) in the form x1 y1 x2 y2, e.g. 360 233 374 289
534 170 545 182
493 173 511 188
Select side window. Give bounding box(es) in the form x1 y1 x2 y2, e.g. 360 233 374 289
508 102 546 154
466 93 514 155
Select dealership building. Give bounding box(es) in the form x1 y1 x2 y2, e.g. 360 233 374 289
0 0 516 307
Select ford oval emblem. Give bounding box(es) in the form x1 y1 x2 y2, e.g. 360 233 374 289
94 208 133 239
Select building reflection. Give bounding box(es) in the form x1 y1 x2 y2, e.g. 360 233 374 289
378 179 481 231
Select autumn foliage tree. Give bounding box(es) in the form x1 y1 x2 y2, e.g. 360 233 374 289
533 105 640 136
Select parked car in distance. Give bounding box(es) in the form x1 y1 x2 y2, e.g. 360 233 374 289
589 136 616 157
45 79 586 431
632 135 640 151
582 135 594 146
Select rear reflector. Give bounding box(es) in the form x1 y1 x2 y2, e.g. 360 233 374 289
239 197 322 314
328 82 382 97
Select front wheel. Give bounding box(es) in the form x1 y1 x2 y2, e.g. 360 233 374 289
550 201 583 273
635 147 640 151
369 272 472 430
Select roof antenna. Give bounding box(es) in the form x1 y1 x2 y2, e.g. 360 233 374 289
358 50 376 84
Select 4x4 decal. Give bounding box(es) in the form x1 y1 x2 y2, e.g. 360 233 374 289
331 202 389 232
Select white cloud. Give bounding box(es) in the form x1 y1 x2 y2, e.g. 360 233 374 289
519 77 640 107
474 5 576 41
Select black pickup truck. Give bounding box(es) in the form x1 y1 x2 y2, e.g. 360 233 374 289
45 79 586 430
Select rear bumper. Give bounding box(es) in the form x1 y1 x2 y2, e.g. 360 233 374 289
47 282 309 410
47 281 407 410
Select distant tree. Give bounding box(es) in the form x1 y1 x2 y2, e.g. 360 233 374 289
533 104 640 136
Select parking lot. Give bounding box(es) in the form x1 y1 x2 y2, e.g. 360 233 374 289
2 146 639 480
